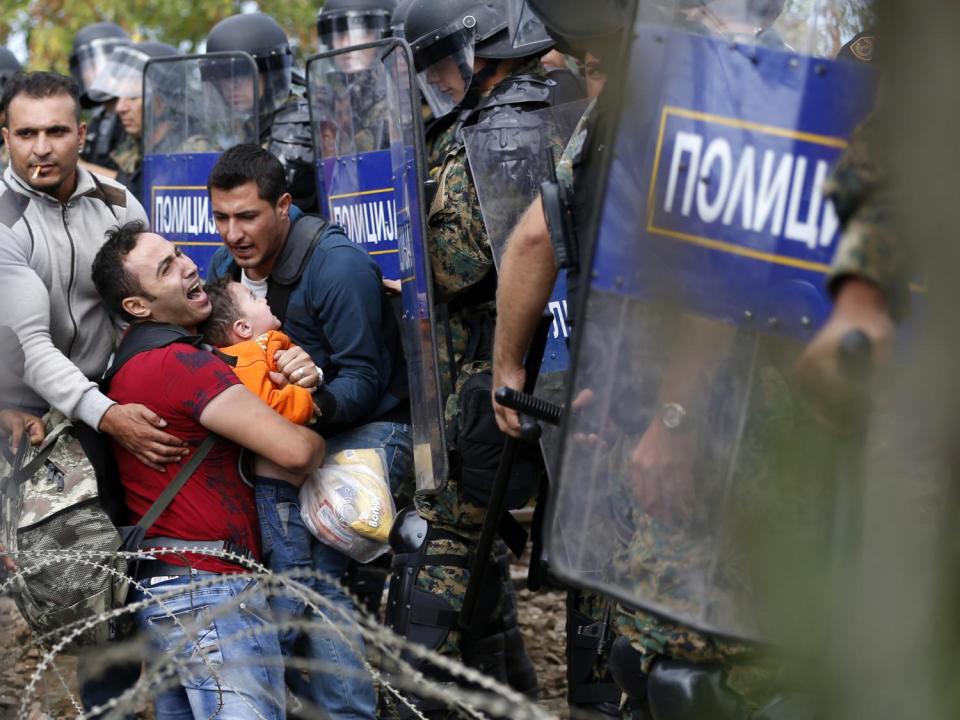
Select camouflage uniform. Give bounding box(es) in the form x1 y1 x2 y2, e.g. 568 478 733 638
319 70 390 156
554 97 595 195
824 115 909 318
407 57 552 666
110 134 143 202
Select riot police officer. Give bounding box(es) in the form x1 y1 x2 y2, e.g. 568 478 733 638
206 12 317 211
381 0 585 715
87 41 180 204
317 0 397 51
490 2 634 716
71 22 131 171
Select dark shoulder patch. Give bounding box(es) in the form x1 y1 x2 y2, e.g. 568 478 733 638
0 187 29 229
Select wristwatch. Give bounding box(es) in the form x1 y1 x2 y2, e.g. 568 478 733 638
315 365 325 387
660 402 688 431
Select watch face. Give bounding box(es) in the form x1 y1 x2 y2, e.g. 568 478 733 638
662 403 685 430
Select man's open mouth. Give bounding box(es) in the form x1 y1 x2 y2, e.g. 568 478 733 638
187 281 206 302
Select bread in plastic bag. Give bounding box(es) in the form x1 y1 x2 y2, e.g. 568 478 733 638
299 447 396 563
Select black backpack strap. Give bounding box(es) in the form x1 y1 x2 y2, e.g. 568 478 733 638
120 434 217 551
85 173 127 219
101 323 205 390
136 435 216 533
267 214 328 325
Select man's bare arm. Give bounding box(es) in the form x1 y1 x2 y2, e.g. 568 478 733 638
492 197 558 436
199 384 325 475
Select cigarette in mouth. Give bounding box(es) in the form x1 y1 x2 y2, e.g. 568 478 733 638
31 166 41 180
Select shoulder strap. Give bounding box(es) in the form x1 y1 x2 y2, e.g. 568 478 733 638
101 323 205 390
1 420 73 493
267 214 328 325
86 173 127 219
134 434 217 535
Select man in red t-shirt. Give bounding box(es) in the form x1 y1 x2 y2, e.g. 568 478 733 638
92 220 325 720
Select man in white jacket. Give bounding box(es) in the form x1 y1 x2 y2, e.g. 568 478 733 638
0 70 192 469
0 70 185 716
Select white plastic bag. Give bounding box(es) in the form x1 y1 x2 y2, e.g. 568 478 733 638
299 447 396 563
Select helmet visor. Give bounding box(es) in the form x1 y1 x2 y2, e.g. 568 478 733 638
412 22 475 118
72 37 130 94
255 52 294 116
318 11 391 52
88 46 150 100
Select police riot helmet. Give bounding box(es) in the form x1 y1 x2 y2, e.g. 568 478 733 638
522 0 635 57
69 22 131 99
206 12 293 118
475 0 554 60
0 48 21 95
403 0 507 117
317 0 397 52
88 41 179 100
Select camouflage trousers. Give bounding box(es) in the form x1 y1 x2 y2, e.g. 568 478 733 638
613 606 780 714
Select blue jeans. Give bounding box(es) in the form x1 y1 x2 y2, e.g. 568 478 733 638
130 574 284 720
325 420 414 497
256 478 377 719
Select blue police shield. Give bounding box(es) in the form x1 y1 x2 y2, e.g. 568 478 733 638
306 41 401 283
307 40 448 493
545 2 879 642
462 99 590 480
142 53 260 277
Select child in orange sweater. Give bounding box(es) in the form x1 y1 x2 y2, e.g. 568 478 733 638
200 277 316 426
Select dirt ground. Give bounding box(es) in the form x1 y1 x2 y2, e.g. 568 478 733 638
0 578 570 719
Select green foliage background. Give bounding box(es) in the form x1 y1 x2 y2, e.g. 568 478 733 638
0 1 323 71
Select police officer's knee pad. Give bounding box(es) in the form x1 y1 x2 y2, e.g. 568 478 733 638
646 658 749 720
385 507 468 656
609 636 649 708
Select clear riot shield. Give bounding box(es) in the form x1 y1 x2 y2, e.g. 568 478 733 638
306 41 400 283
142 53 260 277
384 41 450 494
545 1 879 642
462 99 590 479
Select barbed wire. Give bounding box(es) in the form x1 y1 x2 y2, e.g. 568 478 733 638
0 546 559 720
